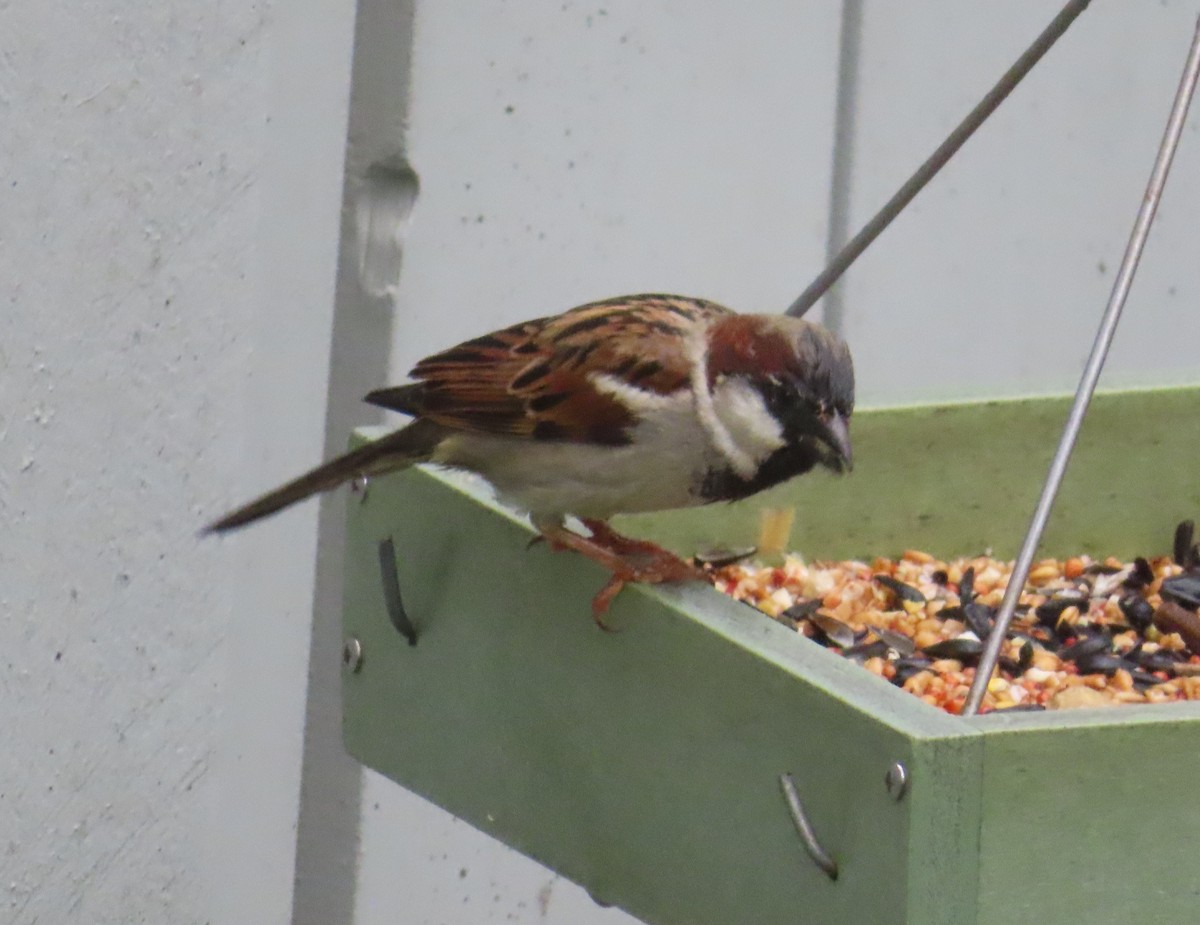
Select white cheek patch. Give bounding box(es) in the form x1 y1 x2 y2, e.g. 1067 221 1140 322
711 378 786 464
686 332 760 480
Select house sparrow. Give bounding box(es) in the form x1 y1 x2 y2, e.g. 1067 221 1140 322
206 294 854 622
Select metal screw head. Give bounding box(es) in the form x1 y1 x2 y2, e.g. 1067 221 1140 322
885 761 909 800
350 473 370 501
342 637 364 673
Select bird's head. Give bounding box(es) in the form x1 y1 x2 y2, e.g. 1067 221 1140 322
706 314 855 475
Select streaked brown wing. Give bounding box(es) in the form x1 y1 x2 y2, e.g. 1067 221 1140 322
367 294 733 445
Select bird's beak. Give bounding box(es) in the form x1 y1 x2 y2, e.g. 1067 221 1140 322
821 413 853 473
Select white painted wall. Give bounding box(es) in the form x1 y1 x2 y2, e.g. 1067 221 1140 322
1 2 269 923
843 1 1200 405
4 2 1199 925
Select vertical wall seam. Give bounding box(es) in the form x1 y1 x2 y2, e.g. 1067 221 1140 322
822 0 864 337
289 2 419 924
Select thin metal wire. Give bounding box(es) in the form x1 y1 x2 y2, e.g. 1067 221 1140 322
779 773 839 880
786 0 1092 319
963 15 1200 717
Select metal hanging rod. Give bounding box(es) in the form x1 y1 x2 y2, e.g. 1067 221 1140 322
962 14 1200 717
787 0 1092 319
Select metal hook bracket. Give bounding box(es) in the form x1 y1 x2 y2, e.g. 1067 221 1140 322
378 536 418 646
779 773 839 881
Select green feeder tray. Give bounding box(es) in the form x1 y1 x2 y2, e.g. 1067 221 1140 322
342 386 1200 925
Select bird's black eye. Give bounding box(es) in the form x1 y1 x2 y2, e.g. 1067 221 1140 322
754 374 827 444
756 374 811 423
758 375 793 413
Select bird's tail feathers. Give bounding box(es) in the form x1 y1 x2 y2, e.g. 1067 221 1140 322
203 420 444 534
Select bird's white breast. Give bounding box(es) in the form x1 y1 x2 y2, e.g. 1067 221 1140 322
433 376 784 520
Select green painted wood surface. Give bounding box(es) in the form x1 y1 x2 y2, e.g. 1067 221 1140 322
343 385 1200 924
343 464 981 925
617 386 1200 562
971 704 1200 924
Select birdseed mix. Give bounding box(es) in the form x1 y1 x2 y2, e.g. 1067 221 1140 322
702 521 1200 715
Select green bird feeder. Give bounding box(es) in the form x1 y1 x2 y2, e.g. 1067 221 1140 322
341 385 1200 925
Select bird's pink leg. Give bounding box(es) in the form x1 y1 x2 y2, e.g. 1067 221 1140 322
535 518 702 627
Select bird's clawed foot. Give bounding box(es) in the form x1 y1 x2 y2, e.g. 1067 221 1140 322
534 518 703 628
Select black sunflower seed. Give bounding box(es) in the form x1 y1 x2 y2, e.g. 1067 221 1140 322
1135 649 1184 673
1119 594 1154 632
874 627 916 657
1075 652 1136 677
809 613 856 649
874 574 925 604
1059 634 1111 664
781 599 822 622
1000 642 1035 675
923 637 983 662
1035 595 1089 630
843 640 891 662
1125 557 1155 590
1161 574 1200 610
892 657 932 685
963 602 995 640
1131 669 1168 689
694 545 757 568
1174 520 1197 569
958 566 976 605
